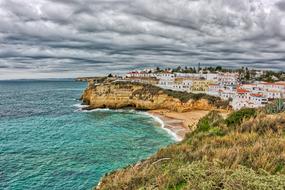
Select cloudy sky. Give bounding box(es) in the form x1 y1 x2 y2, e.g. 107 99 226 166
0 0 285 79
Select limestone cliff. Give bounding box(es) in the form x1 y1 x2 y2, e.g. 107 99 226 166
81 82 227 112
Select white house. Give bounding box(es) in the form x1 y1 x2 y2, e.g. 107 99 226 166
158 78 193 92
205 73 219 81
258 82 285 93
158 78 175 89
248 93 268 109
220 89 236 100
264 90 283 99
174 73 200 78
231 88 268 110
156 72 175 79
218 72 239 86
257 82 285 99
208 84 220 96
239 84 264 94
126 71 155 78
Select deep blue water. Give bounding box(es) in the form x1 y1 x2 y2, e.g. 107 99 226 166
0 80 174 190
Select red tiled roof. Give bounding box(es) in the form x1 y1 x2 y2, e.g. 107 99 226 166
128 71 139 74
237 88 250 94
250 93 263 97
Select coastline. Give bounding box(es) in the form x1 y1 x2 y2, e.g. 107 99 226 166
76 104 209 141
147 109 210 141
143 112 184 141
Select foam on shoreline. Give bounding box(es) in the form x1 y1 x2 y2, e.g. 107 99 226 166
142 112 182 142
73 103 89 108
73 103 89 112
74 106 182 141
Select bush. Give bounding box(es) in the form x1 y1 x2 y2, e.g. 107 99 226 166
176 161 285 190
196 111 224 133
225 108 257 127
163 90 196 103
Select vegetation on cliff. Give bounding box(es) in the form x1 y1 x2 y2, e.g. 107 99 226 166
96 106 285 190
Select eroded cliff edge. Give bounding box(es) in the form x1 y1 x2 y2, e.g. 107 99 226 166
80 81 229 112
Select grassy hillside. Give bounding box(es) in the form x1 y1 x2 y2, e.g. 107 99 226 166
96 103 285 190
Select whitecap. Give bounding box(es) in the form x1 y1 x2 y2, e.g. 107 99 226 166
73 103 89 109
80 108 111 113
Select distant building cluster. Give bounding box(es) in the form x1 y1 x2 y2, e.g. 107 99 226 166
123 68 285 110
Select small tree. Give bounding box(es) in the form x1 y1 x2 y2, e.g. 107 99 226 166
215 66 222 71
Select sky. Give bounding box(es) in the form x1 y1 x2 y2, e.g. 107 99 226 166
0 0 285 79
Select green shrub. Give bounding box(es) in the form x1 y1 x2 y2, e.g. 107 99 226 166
163 90 195 103
225 108 257 127
196 111 224 133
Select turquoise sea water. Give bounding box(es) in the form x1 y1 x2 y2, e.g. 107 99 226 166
0 80 174 190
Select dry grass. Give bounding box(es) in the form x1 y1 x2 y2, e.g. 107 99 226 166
238 113 285 135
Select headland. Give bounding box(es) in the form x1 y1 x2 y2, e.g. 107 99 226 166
80 80 230 140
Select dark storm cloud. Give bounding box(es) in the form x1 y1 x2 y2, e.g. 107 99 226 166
276 1 285 11
0 0 284 79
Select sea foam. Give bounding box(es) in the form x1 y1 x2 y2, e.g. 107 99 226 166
142 112 182 142
74 105 180 141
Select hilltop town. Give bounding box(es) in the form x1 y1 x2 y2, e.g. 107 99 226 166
82 66 285 110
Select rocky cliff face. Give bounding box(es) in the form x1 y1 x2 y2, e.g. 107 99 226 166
81 82 215 112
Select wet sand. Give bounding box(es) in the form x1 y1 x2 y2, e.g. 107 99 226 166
148 109 210 140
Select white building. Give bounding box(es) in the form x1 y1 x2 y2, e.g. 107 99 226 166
158 77 175 90
218 72 239 86
248 93 268 109
158 78 192 92
126 71 155 78
205 73 219 81
208 84 236 100
174 73 200 78
239 84 264 94
231 88 268 110
208 84 220 96
220 89 236 100
156 72 175 79
264 90 283 99
258 82 285 97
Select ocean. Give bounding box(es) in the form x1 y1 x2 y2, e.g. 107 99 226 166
0 80 174 190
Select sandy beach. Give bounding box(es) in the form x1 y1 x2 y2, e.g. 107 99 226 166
148 109 210 141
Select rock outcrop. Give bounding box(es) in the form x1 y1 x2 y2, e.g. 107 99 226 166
81 82 219 112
